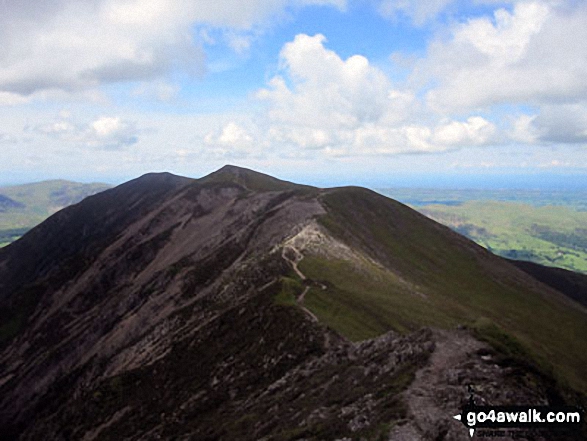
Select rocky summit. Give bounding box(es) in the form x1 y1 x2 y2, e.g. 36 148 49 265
0 166 585 440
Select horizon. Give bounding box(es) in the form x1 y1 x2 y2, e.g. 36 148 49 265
2 167 587 192
1 1 586 186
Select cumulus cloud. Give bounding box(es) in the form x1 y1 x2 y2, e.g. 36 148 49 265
532 104 587 144
510 114 539 144
270 34 393 126
202 122 263 159
507 103 587 145
256 33 496 156
418 1 587 112
34 114 139 149
0 0 347 96
432 116 497 146
89 116 138 148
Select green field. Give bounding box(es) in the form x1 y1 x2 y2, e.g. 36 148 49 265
0 180 110 247
417 201 587 274
377 188 587 274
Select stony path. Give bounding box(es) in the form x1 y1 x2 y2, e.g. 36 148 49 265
282 246 319 322
389 329 506 441
281 245 306 281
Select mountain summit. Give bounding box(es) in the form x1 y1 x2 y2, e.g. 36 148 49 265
0 166 585 440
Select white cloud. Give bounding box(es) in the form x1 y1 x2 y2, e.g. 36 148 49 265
0 0 347 96
532 104 587 144
258 34 398 132
256 33 497 157
419 1 587 112
34 114 139 149
36 120 76 135
510 114 539 144
507 104 587 145
4 0 585 178
226 33 254 54
87 116 139 148
206 122 253 146
202 121 263 159
433 116 497 147
538 159 572 168
0 92 31 106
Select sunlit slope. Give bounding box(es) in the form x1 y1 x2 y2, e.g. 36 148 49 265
419 201 587 273
300 187 587 393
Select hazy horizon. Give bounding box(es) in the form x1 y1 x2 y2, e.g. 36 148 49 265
2 168 587 192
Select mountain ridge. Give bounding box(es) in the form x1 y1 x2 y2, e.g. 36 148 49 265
0 166 585 440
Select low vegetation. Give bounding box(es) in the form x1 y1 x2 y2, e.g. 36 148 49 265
296 187 587 396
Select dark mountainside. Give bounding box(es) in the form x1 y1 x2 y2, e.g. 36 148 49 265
510 259 587 308
0 165 586 440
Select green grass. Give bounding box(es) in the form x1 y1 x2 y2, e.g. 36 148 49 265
469 317 586 409
301 256 457 341
273 277 302 307
418 201 587 273
301 252 587 394
303 188 587 395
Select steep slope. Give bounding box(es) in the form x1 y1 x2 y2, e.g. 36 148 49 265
510 259 587 308
303 187 587 392
0 167 585 440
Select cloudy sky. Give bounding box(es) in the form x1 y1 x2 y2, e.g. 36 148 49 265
1 0 586 188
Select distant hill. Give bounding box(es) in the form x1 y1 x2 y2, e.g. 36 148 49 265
0 180 111 246
0 166 585 440
0 195 24 212
414 201 587 274
377 188 587 274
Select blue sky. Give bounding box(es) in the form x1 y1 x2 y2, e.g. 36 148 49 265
1 0 587 189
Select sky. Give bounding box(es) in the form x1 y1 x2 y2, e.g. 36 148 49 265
1 0 587 189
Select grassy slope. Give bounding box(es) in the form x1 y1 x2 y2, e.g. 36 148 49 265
0 180 110 245
299 188 587 394
418 201 587 273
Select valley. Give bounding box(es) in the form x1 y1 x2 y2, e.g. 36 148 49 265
379 189 587 274
0 180 111 247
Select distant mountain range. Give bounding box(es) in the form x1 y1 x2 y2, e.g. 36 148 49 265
0 167 585 440
0 180 111 246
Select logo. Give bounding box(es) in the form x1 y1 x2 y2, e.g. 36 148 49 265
452 385 583 438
